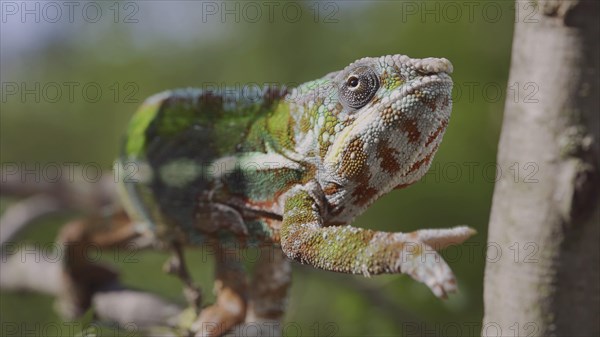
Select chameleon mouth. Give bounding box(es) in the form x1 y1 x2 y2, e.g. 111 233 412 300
402 73 453 99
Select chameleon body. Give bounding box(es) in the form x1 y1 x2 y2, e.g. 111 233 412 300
118 54 474 335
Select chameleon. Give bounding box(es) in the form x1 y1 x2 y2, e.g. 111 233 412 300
75 54 475 336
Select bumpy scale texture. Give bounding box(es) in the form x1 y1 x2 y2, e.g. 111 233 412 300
119 54 475 309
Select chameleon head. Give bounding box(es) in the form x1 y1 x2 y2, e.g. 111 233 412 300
320 54 453 219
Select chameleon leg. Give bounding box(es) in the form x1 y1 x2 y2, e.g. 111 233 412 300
280 186 476 298
191 244 248 337
163 242 203 311
56 208 140 318
245 244 292 335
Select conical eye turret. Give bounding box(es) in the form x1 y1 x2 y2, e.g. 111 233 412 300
338 66 380 109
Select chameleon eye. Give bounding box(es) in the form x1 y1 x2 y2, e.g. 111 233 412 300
339 66 379 109
347 76 359 88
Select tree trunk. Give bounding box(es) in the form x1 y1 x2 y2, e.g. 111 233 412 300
483 1 599 336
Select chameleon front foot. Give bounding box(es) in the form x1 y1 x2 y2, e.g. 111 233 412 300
396 226 477 297
393 240 457 298
398 226 476 297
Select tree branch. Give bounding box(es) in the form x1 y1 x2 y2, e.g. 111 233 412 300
483 1 600 335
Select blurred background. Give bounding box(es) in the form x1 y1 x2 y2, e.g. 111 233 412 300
1 0 514 336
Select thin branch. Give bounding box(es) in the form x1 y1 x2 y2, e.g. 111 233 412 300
0 248 184 330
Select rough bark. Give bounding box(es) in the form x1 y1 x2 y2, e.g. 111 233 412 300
482 1 600 336
0 248 184 331
0 172 118 247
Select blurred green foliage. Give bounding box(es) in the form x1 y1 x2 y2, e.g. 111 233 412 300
1 1 514 336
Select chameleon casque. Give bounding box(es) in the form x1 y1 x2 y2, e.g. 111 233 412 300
65 54 475 336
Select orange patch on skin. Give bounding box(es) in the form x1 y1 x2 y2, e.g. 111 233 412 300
381 106 395 124
377 139 401 174
400 117 421 143
344 144 376 206
339 138 367 179
352 184 379 207
323 183 340 196
406 148 436 175
425 121 448 147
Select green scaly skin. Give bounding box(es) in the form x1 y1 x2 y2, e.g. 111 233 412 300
119 54 475 298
